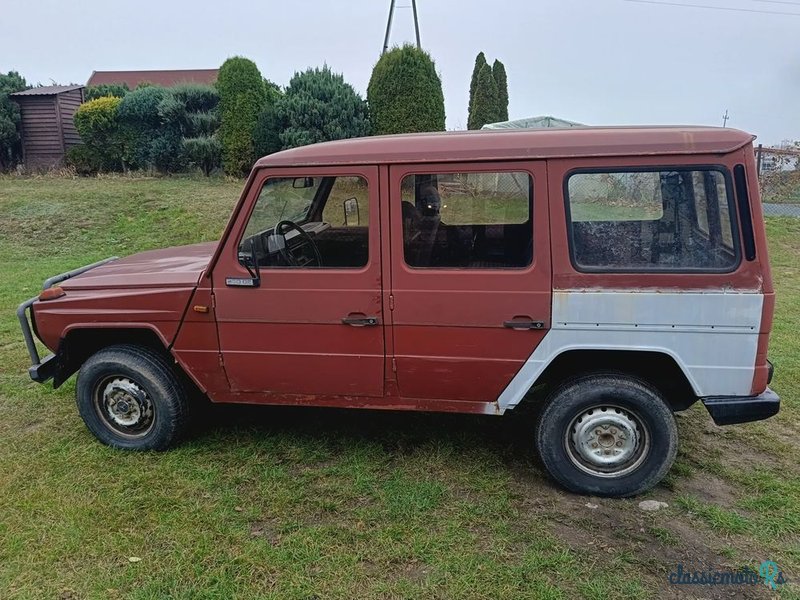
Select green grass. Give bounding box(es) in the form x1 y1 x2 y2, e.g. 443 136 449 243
674 496 749 535
1 174 799 598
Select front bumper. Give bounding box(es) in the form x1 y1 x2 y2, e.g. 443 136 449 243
17 256 117 384
701 388 780 426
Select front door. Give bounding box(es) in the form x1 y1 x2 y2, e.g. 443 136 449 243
388 161 551 405
212 166 385 398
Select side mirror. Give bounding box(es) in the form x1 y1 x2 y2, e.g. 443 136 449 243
293 177 314 189
231 239 260 287
343 197 360 226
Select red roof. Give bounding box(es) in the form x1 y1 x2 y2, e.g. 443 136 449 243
255 126 755 168
87 69 218 88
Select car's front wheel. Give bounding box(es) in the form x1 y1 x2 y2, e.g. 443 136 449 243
76 344 188 450
535 373 678 497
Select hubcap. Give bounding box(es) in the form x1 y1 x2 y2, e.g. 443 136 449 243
565 405 649 478
94 376 154 438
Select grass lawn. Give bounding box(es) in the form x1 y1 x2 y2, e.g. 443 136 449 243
1 175 799 599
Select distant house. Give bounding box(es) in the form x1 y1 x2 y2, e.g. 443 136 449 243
10 85 85 168
86 69 219 89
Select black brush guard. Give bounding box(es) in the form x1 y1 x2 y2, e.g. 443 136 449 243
17 257 118 383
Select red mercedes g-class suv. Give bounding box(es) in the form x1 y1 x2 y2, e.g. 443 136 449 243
19 126 778 497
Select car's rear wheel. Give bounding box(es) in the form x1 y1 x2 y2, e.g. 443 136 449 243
76 344 188 450
535 373 677 497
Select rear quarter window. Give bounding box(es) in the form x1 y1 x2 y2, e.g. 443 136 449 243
565 167 740 272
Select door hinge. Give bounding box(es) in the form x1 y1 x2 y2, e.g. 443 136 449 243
392 358 397 372
389 294 395 311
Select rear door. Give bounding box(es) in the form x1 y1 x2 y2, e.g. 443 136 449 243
387 161 551 405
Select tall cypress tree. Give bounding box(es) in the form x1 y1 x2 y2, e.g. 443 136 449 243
492 59 509 122
216 57 267 176
467 52 487 127
367 45 445 135
469 63 499 131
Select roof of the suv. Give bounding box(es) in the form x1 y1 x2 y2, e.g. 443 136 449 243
254 126 754 168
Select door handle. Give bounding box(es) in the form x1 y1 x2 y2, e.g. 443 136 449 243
503 318 545 330
342 315 379 326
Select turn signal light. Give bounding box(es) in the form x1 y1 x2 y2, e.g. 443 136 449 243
38 286 66 301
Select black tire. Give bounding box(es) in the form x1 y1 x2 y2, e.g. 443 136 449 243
76 344 188 450
535 372 678 497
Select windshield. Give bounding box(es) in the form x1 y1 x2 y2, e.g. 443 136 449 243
241 177 321 238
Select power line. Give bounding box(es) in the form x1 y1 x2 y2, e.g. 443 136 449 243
752 0 800 6
623 0 800 16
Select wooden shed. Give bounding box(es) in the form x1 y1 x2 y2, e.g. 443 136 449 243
10 85 85 168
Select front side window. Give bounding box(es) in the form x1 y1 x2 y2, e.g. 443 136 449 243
566 168 739 271
239 175 369 269
401 171 533 268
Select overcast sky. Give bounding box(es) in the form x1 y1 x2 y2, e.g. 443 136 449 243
5 0 798 144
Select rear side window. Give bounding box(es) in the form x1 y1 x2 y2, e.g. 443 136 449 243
565 168 739 272
401 171 533 269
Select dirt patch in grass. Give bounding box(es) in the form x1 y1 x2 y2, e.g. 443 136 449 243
249 519 282 544
678 473 738 507
508 457 778 599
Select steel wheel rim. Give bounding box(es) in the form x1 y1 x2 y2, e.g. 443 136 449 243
92 375 155 439
564 404 650 478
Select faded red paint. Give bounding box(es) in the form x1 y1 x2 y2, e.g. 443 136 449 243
386 161 551 403
29 127 774 413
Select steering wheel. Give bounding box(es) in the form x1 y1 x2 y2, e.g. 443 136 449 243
273 220 323 267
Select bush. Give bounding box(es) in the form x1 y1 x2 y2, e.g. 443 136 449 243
118 86 174 170
169 83 219 113
186 111 219 137
216 57 267 176
160 84 220 136
265 79 282 104
183 135 222 176
158 83 221 175
118 86 166 128
85 83 129 101
253 103 283 157
148 130 186 173
0 71 28 170
74 96 124 171
271 66 369 150
65 144 100 175
253 81 283 157
367 45 445 135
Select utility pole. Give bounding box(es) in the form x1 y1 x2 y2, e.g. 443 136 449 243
382 0 396 55
722 109 729 128
411 0 421 49
382 0 421 54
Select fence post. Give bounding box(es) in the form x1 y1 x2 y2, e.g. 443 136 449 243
756 143 763 177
